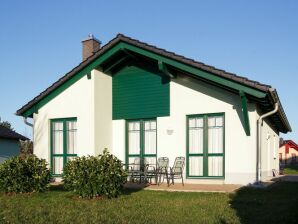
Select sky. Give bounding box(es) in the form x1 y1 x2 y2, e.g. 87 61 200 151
0 0 297 141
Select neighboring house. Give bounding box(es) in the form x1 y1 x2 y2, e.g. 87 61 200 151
0 126 28 163
16 34 291 185
279 140 298 166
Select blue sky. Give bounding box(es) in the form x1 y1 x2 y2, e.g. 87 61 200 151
0 0 297 141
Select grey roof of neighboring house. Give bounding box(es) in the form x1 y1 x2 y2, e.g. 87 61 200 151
15 33 291 133
0 126 28 141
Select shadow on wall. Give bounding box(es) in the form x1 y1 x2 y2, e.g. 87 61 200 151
31 113 48 157
229 182 298 224
173 75 253 135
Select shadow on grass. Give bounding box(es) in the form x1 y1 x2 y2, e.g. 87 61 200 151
229 181 298 224
283 164 298 175
49 182 144 197
49 184 66 192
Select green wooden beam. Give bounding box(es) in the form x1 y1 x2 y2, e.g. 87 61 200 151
121 43 267 98
240 91 251 136
158 61 175 78
103 56 129 73
87 72 91 80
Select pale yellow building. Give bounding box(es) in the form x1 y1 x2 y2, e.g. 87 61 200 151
279 140 298 166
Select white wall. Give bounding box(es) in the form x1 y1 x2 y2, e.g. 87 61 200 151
33 73 95 162
163 76 258 185
93 69 112 155
259 116 279 181
112 120 126 162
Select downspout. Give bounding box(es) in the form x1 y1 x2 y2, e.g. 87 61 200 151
256 89 279 183
22 117 33 144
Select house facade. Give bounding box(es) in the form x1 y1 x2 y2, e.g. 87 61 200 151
279 140 298 166
16 34 291 185
0 126 28 163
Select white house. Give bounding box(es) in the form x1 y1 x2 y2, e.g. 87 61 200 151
16 34 291 185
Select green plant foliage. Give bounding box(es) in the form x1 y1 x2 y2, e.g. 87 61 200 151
63 149 127 198
0 155 51 193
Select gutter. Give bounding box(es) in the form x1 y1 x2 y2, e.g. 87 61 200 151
256 88 279 183
23 117 33 127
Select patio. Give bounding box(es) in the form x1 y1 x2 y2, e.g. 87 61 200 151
124 182 241 193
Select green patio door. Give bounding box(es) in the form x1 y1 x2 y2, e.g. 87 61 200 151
126 119 157 166
187 113 225 178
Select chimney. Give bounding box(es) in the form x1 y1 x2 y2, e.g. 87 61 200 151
81 34 101 61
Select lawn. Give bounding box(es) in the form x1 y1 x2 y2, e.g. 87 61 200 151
283 165 298 174
0 182 297 224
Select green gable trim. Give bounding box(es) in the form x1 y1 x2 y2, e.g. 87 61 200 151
121 43 267 98
20 41 267 117
113 66 169 120
240 91 251 136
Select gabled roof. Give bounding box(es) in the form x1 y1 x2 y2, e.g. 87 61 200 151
16 34 291 133
0 126 28 141
283 140 298 151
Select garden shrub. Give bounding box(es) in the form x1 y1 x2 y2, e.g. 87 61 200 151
63 150 127 198
0 155 51 193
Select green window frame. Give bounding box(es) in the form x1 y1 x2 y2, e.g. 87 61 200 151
125 118 157 166
50 117 77 176
186 113 225 179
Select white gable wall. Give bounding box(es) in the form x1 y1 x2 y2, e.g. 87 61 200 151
34 68 114 162
111 75 259 185
33 74 95 161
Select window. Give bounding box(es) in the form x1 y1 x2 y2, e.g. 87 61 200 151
187 113 224 178
51 118 77 176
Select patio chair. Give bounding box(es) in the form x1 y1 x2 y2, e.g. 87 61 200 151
126 157 141 182
156 157 169 185
169 157 185 186
143 158 158 184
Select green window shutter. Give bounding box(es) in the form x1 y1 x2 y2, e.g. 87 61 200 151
113 66 170 120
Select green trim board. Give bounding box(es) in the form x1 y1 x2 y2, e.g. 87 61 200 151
186 113 225 179
50 117 77 176
19 41 267 118
240 91 251 136
125 119 157 167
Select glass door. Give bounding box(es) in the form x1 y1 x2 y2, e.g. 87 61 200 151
126 119 157 166
187 114 224 178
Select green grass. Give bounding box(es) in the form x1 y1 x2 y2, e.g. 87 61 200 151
283 165 298 174
0 182 297 224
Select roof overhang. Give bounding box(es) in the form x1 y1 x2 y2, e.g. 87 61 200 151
16 34 292 133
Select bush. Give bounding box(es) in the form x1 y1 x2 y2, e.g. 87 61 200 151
0 155 51 193
63 150 127 198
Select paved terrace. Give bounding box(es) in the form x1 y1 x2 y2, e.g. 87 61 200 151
124 183 242 193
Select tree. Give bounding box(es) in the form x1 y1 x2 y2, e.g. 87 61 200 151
0 117 14 130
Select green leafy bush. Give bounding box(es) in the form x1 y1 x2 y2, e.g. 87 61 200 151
63 150 127 198
0 155 51 193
